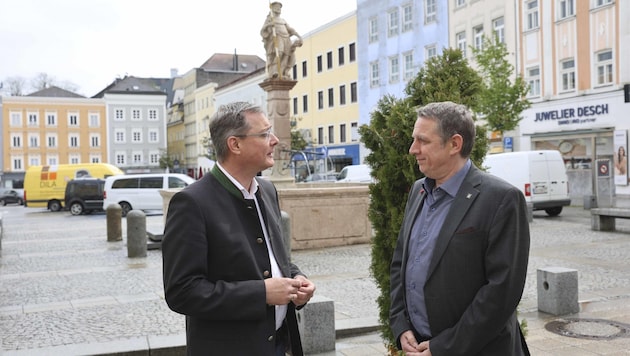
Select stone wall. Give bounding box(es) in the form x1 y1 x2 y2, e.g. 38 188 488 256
278 185 372 250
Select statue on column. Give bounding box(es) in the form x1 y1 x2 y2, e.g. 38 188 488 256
260 1 303 80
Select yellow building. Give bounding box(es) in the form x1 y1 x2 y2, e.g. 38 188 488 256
290 11 360 174
1 87 107 187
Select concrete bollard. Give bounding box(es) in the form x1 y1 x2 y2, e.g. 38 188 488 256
297 295 336 354
537 267 579 315
106 203 122 242
127 210 147 258
281 210 291 256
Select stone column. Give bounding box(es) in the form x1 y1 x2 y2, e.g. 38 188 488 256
259 79 297 187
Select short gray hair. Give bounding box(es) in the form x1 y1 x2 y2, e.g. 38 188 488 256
209 102 265 162
416 101 475 158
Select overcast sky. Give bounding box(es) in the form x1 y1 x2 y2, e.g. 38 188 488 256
0 0 357 97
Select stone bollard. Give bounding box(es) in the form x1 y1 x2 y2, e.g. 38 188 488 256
127 210 147 258
537 267 579 315
297 295 336 354
281 211 291 256
106 203 122 242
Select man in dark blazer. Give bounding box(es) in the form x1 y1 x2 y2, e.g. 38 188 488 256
389 101 530 355
162 102 315 356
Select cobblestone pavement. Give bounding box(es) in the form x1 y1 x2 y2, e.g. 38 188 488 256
1 205 630 355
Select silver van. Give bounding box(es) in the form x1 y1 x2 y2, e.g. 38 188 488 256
102 173 195 216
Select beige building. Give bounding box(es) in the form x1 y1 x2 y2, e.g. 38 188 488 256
290 11 360 176
1 87 107 187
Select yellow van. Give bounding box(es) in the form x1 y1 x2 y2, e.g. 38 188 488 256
24 163 124 211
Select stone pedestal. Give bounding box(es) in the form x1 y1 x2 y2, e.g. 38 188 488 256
297 295 335 354
537 267 579 315
259 79 297 186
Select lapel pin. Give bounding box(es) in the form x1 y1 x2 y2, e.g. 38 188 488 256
466 193 472 199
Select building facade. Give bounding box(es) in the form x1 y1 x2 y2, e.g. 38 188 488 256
290 11 360 176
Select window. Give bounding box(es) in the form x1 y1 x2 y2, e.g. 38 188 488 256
89 113 99 127
148 129 160 143
389 56 400 83
29 156 40 166
349 43 356 62
10 112 22 126
369 17 378 43
425 0 436 24
317 55 323 72
527 66 541 97
456 0 466 7
132 129 142 143
28 112 38 126
370 61 380 87
340 124 347 143
402 4 413 32
318 91 324 110
46 112 57 126
388 9 399 37
302 95 308 113
292 64 297 80
69 135 79 147
69 155 81 164
426 45 437 60
350 82 358 103
318 127 324 144
339 85 346 106
293 97 298 115
132 109 141 120
327 51 333 69
328 88 334 107
11 134 22 148
595 0 612 6
68 113 79 126
116 152 126 165
115 109 124 120
559 0 575 19
403 52 415 80
302 61 307 77
133 152 143 165
456 31 467 57
493 17 504 43
150 152 160 165
596 50 613 85
328 126 334 144
47 134 57 148
115 130 125 143
29 134 39 148
148 109 158 121
90 155 101 164
90 134 100 147
560 59 576 91
526 0 539 30
47 156 58 166
338 47 345 66
13 157 23 171
351 122 359 142
474 26 484 50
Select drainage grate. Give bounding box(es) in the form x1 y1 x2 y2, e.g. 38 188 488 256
545 318 630 340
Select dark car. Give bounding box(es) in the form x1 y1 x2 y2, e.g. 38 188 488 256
0 190 24 206
64 179 105 215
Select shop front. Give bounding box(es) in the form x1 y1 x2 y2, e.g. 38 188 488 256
516 89 628 205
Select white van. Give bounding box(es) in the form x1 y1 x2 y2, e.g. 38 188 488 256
335 164 374 183
484 150 571 216
103 173 195 216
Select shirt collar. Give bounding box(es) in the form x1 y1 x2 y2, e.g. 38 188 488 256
216 162 259 199
422 159 471 197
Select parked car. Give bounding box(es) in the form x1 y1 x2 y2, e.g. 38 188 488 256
335 164 374 183
103 173 196 216
64 178 106 215
0 190 24 206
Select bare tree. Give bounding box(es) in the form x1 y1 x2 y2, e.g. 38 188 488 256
31 72 57 91
2 76 28 96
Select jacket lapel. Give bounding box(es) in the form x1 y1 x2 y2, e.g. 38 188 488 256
426 168 481 278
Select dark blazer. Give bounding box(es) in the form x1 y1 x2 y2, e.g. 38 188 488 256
162 169 304 355
390 165 530 356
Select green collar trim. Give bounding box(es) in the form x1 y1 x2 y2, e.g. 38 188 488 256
210 165 244 200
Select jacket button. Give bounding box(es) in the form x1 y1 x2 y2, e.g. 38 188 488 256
268 335 274 342
257 238 264 244
263 270 271 277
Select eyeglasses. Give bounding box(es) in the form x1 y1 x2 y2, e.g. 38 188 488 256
234 127 275 142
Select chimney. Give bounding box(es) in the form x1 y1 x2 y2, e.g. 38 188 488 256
170 68 178 78
233 49 239 71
